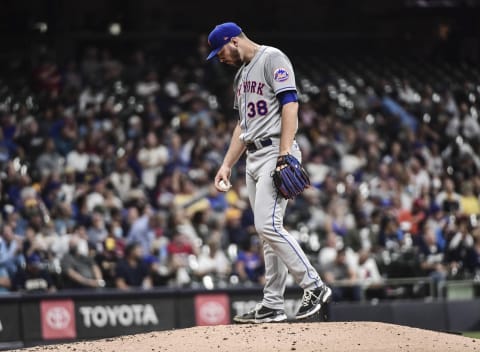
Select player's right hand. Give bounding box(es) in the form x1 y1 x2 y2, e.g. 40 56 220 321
214 165 232 192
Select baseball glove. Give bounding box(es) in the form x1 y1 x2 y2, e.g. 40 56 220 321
272 154 311 199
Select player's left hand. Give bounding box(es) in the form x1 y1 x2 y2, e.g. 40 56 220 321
272 154 311 199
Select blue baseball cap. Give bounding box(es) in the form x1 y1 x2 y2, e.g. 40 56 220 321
27 253 42 267
206 22 242 60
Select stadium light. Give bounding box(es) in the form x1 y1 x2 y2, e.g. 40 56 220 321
34 22 48 33
108 22 122 36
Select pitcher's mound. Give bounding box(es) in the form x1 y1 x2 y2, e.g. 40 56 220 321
12 322 479 352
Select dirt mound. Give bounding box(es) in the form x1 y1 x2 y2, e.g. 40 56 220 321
12 322 479 352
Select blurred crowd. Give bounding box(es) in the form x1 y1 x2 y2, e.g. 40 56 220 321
1 39 480 301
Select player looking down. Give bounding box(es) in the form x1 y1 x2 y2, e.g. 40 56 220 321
208 22 332 323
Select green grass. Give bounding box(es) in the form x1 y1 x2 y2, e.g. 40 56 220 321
463 331 480 339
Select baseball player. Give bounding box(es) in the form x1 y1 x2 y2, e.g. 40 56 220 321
208 22 332 323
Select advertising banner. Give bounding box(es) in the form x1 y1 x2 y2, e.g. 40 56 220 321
75 298 176 339
0 301 21 343
40 299 77 340
195 294 230 326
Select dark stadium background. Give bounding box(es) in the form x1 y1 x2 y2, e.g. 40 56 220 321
0 0 479 59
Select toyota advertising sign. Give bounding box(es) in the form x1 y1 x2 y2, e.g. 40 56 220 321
75 298 175 339
40 300 77 340
195 294 230 326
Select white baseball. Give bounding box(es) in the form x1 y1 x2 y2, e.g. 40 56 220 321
218 179 231 192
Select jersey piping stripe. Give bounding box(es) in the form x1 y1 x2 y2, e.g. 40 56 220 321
271 193 320 288
274 86 297 95
241 46 268 143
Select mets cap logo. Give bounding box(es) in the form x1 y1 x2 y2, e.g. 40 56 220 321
274 68 289 82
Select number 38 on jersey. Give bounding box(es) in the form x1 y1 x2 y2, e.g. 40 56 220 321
247 100 268 118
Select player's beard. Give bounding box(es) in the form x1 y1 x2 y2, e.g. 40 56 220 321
230 47 242 67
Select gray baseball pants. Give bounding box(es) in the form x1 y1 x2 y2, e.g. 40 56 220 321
245 138 323 310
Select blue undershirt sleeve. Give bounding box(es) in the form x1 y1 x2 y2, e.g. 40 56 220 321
277 90 298 106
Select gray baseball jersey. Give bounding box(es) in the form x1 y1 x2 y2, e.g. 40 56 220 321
233 46 297 142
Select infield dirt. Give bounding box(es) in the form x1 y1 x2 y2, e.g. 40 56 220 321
10 321 480 352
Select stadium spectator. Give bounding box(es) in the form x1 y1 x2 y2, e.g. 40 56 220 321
465 235 480 277
435 177 462 214
33 55 61 96
85 178 107 213
87 211 109 246
94 235 123 288
378 214 404 251
22 225 51 262
66 140 90 174
15 116 45 164
234 235 265 285
318 232 341 269
144 237 171 287
61 236 105 289
136 69 161 97
0 224 24 277
459 181 480 216
418 224 447 294
192 236 231 285
110 156 136 202
11 253 56 293
321 247 362 302
35 138 64 177
137 131 169 191
0 268 11 294
167 229 197 286
356 249 384 300
225 211 250 247
125 204 156 256
407 153 431 199
115 242 152 290
445 215 474 278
